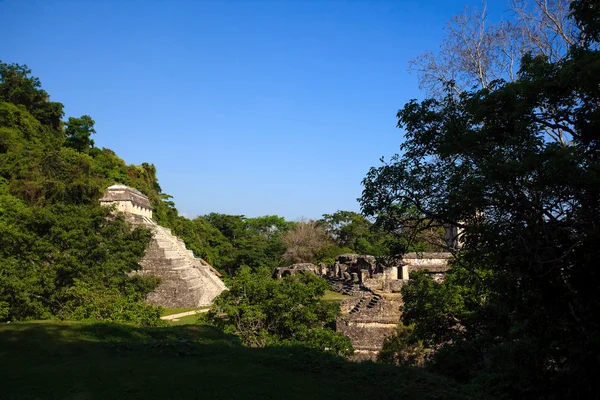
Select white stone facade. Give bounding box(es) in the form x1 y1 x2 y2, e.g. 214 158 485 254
99 184 153 218
109 200 152 218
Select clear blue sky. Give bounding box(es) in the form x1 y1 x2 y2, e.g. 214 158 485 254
1 0 508 220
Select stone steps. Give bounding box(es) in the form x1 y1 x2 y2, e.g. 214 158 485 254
137 215 226 307
350 297 367 314
349 292 383 313
367 295 381 309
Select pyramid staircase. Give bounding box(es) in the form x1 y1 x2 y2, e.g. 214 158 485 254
366 293 382 309
139 216 226 307
349 292 383 314
349 296 368 314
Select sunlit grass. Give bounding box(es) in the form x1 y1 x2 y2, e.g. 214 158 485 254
322 289 352 301
167 314 203 326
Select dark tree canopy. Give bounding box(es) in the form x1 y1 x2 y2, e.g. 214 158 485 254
361 1 600 398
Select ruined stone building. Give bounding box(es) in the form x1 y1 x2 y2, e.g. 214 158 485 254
100 185 226 307
272 263 323 279
271 252 453 359
326 253 452 360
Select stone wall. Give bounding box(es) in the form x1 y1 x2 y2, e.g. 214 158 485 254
336 292 403 361
273 263 321 279
332 254 377 283
330 252 452 293
104 200 152 218
400 252 452 277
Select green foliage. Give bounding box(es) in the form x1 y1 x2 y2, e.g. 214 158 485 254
361 4 600 398
207 266 353 356
320 211 375 250
0 62 64 131
378 322 429 367
203 213 294 274
289 327 354 357
401 261 492 347
64 115 96 153
0 192 159 322
318 210 435 260
58 280 166 326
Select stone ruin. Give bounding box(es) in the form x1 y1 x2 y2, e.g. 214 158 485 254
274 252 454 359
332 254 377 283
100 184 226 307
98 184 153 218
272 263 323 279
329 252 452 285
324 252 453 360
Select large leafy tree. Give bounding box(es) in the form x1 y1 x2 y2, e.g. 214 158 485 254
65 115 96 153
319 210 438 255
207 266 353 356
361 1 600 397
203 213 294 274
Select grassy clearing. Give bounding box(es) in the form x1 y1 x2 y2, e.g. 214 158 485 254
167 313 203 326
161 307 209 317
322 289 352 301
0 321 489 400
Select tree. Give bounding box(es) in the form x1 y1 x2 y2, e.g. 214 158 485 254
64 115 96 153
280 219 330 263
378 322 429 367
361 1 600 397
203 213 292 274
206 266 353 356
320 211 374 250
410 0 578 95
246 215 296 239
409 0 579 145
0 62 64 131
319 210 441 255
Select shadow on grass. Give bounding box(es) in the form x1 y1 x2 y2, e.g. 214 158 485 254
0 320 238 355
0 321 489 400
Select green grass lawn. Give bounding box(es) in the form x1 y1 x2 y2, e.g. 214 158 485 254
167 313 204 326
0 321 489 400
322 289 352 301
